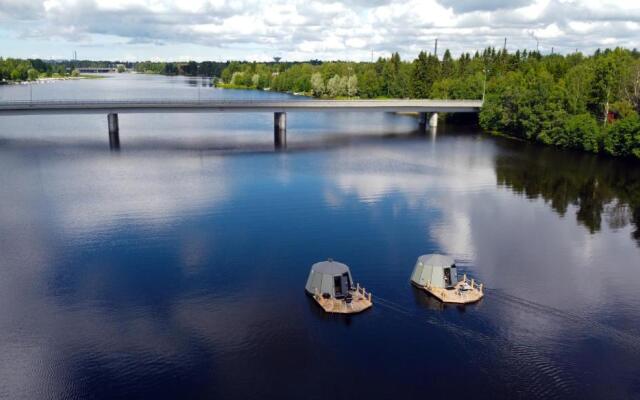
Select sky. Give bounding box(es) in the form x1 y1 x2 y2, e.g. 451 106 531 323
0 0 638 62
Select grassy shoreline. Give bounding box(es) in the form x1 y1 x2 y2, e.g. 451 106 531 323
216 83 314 97
1 74 107 85
215 84 394 99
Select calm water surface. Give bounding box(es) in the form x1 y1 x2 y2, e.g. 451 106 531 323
1 74 639 399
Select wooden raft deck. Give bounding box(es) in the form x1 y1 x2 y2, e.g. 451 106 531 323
313 285 373 314
419 274 484 304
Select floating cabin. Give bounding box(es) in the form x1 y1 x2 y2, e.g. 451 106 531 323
305 259 372 314
410 254 483 304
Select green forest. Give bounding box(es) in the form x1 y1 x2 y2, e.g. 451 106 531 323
0 59 228 81
132 61 226 77
3 48 639 159
218 48 640 159
0 58 70 81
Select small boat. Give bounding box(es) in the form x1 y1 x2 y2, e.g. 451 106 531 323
410 254 483 304
305 259 372 314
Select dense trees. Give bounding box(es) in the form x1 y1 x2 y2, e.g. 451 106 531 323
133 61 226 76
0 58 54 81
213 47 639 158
3 47 639 159
479 48 640 158
1 58 131 81
215 48 488 99
0 58 227 82
605 114 640 158
412 51 430 98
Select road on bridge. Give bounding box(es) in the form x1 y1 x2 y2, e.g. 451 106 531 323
0 99 483 115
0 99 483 150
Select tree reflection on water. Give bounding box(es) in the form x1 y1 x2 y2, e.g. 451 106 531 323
494 140 640 245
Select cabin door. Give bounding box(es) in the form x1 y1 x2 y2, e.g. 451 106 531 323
334 276 344 298
443 268 452 287
334 274 350 298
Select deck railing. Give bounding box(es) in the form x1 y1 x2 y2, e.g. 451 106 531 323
461 274 483 293
355 283 372 302
313 284 372 302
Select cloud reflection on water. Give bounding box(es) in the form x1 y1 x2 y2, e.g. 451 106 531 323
322 138 640 397
322 138 640 345
1 133 640 398
43 153 229 235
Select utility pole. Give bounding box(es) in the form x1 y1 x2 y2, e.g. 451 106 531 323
503 37 507 51
434 38 438 58
528 32 539 53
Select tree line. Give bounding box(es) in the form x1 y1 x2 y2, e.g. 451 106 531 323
0 58 68 81
218 48 640 159
218 49 501 99
0 59 228 82
133 61 227 77
3 49 639 159
481 48 640 159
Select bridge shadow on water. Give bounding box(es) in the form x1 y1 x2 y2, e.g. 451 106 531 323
0 125 464 155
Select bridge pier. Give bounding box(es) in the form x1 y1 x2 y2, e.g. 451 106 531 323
108 113 120 150
429 112 439 128
274 112 286 149
418 112 439 132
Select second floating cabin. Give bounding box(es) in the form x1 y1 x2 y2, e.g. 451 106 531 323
411 254 483 304
305 259 372 314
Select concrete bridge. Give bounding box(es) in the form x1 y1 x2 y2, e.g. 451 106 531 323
75 68 116 73
0 99 483 150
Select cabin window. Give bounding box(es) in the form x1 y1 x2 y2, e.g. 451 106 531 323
342 272 351 290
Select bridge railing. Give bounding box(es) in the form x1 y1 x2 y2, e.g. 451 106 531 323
0 99 484 106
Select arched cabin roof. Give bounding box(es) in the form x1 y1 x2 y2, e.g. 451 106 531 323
418 254 455 267
310 260 350 276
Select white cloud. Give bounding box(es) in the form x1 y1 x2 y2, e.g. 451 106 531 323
532 23 563 38
0 0 638 60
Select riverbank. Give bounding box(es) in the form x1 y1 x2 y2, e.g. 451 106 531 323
216 82 312 96
1 75 106 86
480 104 640 160
215 83 402 100
215 84 639 160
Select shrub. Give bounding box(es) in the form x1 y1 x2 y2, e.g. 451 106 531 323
604 113 640 158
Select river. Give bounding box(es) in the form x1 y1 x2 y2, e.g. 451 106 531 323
0 73 639 399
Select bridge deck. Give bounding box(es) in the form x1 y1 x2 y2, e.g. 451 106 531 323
0 99 483 115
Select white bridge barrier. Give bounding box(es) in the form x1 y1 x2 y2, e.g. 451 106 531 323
0 99 483 150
